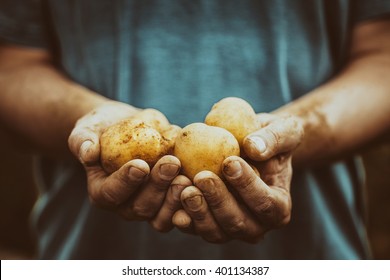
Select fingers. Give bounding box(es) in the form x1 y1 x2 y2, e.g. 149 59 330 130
150 175 191 232
119 155 181 220
69 109 148 209
195 172 265 243
179 186 228 243
87 159 149 207
172 209 195 235
244 115 304 161
68 101 138 166
69 105 188 225
68 126 101 166
222 156 292 228
255 112 278 127
252 154 292 187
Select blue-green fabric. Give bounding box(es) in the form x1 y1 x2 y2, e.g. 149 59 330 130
1 0 389 259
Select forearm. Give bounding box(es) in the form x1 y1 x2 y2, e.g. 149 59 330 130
0 45 109 157
275 42 390 167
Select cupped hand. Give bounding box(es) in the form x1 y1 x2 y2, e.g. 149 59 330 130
68 101 188 226
172 113 304 243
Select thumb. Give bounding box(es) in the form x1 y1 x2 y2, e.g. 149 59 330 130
243 116 304 161
68 125 100 166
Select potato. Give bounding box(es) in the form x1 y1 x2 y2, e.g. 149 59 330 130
132 109 179 153
205 97 259 147
133 108 170 132
173 123 240 180
100 117 173 174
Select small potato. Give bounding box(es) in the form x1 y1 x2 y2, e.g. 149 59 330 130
100 120 170 174
205 97 259 147
174 123 240 180
133 108 171 133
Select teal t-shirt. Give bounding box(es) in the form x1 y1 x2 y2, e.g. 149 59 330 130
1 0 389 259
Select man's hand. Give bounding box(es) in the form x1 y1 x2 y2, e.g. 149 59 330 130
172 114 303 243
68 101 189 225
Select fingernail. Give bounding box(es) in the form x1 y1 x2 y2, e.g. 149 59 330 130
129 167 147 181
196 178 215 196
79 140 93 162
248 136 266 153
223 160 242 179
184 195 202 210
203 178 215 188
160 164 180 180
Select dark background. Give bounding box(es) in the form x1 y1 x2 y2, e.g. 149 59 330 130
0 128 389 259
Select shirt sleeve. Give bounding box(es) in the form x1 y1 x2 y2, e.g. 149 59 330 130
0 0 48 48
354 0 390 22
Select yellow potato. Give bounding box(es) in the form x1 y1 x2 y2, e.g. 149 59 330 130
100 119 171 174
205 97 259 147
173 123 240 180
133 108 171 132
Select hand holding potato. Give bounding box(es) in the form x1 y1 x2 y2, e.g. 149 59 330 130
100 108 180 173
68 101 188 226
172 98 304 243
173 123 240 180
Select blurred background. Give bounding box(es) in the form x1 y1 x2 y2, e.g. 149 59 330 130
362 134 390 259
0 127 389 259
0 128 37 259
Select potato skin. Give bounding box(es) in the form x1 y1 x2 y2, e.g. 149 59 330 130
173 123 240 180
134 109 170 132
100 120 170 174
205 97 259 147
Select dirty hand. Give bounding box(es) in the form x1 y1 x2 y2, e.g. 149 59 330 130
172 113 304 243
68 101 188 224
